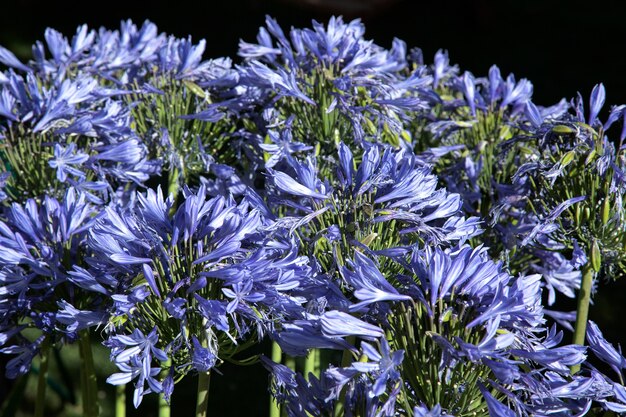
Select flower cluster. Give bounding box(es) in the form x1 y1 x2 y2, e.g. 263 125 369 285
2 16 626 417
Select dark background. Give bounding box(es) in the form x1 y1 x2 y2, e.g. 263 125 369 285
3 0 626 107
1 0 626 415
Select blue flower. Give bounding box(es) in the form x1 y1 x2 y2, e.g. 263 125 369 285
587 320 626 378
56 300 107 333
0 336 44 378
274 319 353 357
191 336 217 372
352 339 403 398
110 327 168 365
106 355 163 408
0 45 30 72
521 196 586 246
588 83 606 126
432 50 456 87
33 76 99 132
222 280 265 314
87 185 314 403
341 252 411 312
0 188 99 369
0 89 17 121
461 72 477 116
269 168 329 200
319 310 384 341
48 143 89 182
241 61 315 105
477 382 516 417
260 354 297 393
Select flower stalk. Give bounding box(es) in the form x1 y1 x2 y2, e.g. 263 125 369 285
304 348 320 378
116 384 126 417
195 371 211 417
159 361 171 417
195 328 211 417
333 336 356 417
79 330 99 417
34 338 50 417
270 342 282 417
571 263 596 374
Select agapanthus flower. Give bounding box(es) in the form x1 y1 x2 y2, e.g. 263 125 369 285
266 142 480 283
3 15 626 417
0 71 159 204
330 244 611 416
585 318 626 412
587 321 625 371
87 185 313 405
5 20 164 81
48 142 89 182
1 20 242 203
399 51 573 292
352 339 403 397
262 338 405 417
203 15 434 173
0 188 101 377
507 85 626 291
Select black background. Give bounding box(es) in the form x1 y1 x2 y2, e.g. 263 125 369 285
1 0 626 415
2 0 626 107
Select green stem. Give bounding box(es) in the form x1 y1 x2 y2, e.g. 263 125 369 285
0 373 29 417
79 330 99 417
195 371 211 417
159 361 171 417
571 264 595 374
285 355 296 371
116 384 126 417
34 339 50 417
269 342 282 417
334 337 356 417
304 349 320 379
283 356 296 417
340 337 356 369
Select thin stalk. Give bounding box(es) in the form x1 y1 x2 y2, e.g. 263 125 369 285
159 361 171 417
571 264 595 374
269 342 282 417
340 336 356 368
0 373 29 417
285 355 296 371
195 371 211 417
34 339 50 417
282 355 296 417
116 384 126 417
304 349 320 378
54 348 76 404
79 330 99 417
334 337 356 417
